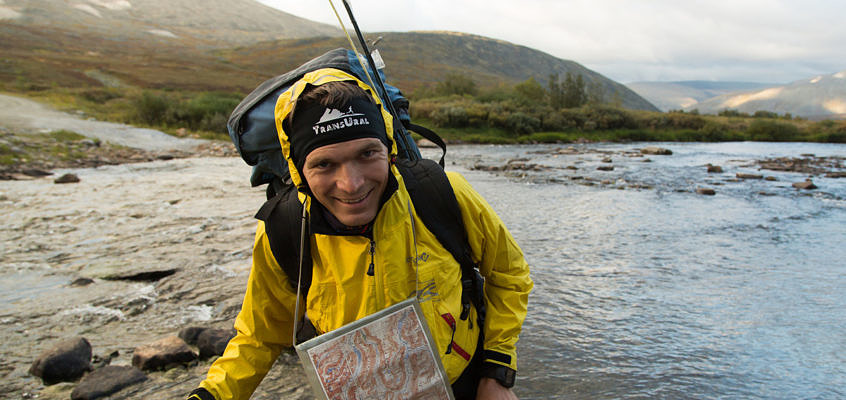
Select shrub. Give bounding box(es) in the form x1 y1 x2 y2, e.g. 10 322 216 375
133 91 172 125
436 73 477 96
431 105 469 128
698 121 731 141
513 77 546 106
81 88 123 103
753 110 779 119
583 106 636 130
718 109 749 118
747 120 800 141
505 112 540 135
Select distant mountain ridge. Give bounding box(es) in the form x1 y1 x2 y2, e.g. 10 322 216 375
0 0 342 45
627 73 846 119
691 71 846 119
626 81 777 111
0 0 657 111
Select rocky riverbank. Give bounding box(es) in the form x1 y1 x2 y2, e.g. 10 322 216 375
466 145 844 196
0 157 313 399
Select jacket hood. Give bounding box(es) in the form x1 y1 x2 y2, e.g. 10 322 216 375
273 68 398 191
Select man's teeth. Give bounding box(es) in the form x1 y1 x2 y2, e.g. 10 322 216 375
339 194 367 203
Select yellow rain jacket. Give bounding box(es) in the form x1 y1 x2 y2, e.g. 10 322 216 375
198 69 532 400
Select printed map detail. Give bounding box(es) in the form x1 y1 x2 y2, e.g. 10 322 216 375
307 305 451 400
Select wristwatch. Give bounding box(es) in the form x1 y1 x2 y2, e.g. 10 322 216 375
481 363 516 388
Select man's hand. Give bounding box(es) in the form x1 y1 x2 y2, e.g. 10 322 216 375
476 377 518 400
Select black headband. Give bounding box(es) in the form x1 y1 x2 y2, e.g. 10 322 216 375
288 96 390 173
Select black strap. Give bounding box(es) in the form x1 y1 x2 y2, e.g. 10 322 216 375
255 182 311 295
407 122 447 167
396 159 485 323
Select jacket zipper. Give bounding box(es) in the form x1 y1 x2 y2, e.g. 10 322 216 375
367 238 375 276
369 238 386 308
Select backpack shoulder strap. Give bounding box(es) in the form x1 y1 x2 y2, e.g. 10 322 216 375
396 159 486 323
254 183 312 294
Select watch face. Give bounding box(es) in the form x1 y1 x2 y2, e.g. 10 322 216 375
499 367 516 388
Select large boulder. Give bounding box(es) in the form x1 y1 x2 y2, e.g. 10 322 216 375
70 365 147 400
197 328 236 359
29 337 92 385
131 336 197 371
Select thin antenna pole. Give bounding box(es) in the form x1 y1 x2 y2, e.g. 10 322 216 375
339 0 417 161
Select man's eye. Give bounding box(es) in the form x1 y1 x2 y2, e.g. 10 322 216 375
310 161 331 169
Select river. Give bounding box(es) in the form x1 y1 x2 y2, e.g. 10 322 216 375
1 141 844 399
437 142 845 399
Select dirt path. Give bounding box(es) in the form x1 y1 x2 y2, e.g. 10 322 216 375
0 93 207 152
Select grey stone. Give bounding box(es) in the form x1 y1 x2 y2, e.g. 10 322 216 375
70 365 146 400
29 337 92 385
792 180 817 190
54 173 81 184
197 328 235 359
706 164 723 173
178 326 207 346
131 336 196 371
640 147 672 155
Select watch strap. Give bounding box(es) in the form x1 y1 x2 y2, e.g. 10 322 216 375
481 362 516 388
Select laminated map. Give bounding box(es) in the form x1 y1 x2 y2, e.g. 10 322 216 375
296 299 454 400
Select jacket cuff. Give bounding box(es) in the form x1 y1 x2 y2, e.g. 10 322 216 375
482 349 513 368
188 387 216 400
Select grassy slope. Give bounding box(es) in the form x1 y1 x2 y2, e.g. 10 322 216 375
1 23 843 144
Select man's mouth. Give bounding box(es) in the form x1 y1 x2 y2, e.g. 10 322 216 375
336 189 371 204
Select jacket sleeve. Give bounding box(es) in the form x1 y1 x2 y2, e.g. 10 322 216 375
446 172 533 372
198 221 302 400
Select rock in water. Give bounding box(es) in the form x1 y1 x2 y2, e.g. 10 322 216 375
197 329 236 359
640 147 673 155
131 336 197 371
54 173 81 184
792 180 817 190
706 164 723 173
696 188 716 196
29 337 92 385
736 173 764 179
178 326 207 346
70 365 147 400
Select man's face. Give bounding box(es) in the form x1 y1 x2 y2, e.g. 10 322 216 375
302 138 390 227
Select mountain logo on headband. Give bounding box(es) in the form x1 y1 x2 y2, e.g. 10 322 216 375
312 106 370 135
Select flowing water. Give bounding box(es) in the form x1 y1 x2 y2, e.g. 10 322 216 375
1 142 844 399
435 142 846 399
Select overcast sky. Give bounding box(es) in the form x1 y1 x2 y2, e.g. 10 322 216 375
257 0 845 84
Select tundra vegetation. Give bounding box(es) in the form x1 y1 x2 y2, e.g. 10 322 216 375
8 72 846 145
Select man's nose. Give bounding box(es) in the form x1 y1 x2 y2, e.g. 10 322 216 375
336 163 364 193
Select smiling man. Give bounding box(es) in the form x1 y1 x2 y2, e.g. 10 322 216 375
188 69 532 400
